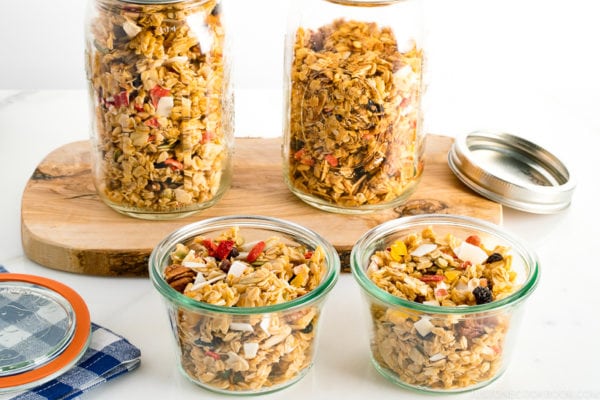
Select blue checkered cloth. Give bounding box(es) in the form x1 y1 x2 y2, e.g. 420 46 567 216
0 266 141 400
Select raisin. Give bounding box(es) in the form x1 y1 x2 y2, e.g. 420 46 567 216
301 322 314 334
310 30 325 52
219 259 231 273
485 253 503 264
145 181 161 192
457 319 486 339
232 371 245 384
353 166 367 181
291 139 305 152
366 99 383 114
229 247 240 259
473 286 493 304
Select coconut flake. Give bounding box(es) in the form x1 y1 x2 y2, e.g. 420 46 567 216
118 113 130 128
260 316 271 336
189 272 207 290
166 56 188 64
263 334 286 349
410 243 438 257
455 281 469 293
228 260 248 278
229 322 254 332
122 19 142 38
423 300 440 307
453 241 488 265
224 352 249 371
240 240 261 252
467 278 482 292
182 260 206 268
190 273 225 290
429 353 446 362
243 342 259 359
156 96 174 117
414 316 434 337
367 260 379 273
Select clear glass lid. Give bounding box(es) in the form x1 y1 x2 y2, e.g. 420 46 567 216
0 282 75 376
0 274 90 392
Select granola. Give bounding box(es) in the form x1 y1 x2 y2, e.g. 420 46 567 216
86 0 232 215
366 227 519 390
285 18 424 209
163 227 326 392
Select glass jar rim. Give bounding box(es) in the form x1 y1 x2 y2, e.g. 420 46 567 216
350 214 540 315
324 0 409 6
149 215 340 315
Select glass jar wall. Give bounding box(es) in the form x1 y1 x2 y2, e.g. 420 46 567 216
85 0 233 219
283 0 426 214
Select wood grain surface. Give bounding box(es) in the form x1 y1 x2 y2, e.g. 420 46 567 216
21 135 502 276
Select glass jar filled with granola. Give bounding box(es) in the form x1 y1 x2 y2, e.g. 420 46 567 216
351 215 540 393
283 0 426 214
149 215 340 394
85 0 233 219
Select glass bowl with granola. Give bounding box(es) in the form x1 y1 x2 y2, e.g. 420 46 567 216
149 215 340 394
350 214 539 393
85 0 233 219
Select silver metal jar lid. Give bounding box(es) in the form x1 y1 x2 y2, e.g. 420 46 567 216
448 131 576 214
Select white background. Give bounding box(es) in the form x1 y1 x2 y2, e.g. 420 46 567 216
1 0 600 138
1 1 600 399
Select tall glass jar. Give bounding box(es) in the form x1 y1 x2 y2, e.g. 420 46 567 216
85 0 233 220
283 0 425 214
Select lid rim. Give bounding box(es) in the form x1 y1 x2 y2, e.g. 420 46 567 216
0 274 91 393
449 131 575 214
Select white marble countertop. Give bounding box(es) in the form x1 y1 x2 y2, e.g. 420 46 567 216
0 87 599 399
1 1 600 395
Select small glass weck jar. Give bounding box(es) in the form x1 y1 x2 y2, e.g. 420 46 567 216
283 0 426 214
351 215 540 393
149 215 340 394
85 0 234 219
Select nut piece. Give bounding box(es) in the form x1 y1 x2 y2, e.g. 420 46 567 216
165 264 195 292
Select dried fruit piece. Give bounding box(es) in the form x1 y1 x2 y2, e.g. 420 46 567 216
419 274 444 283
465 235 481 246
390 241 407 261
215 240 235 260
246 241 266 263
485 253 504 264
473 286 493 304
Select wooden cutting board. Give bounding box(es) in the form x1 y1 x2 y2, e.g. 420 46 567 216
21 135 502 276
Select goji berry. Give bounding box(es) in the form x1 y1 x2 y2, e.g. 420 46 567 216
246 241 265 263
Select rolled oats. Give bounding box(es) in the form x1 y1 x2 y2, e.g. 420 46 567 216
367 227 519 390
86 0 232 215
163 226 326 392
286 18 424 209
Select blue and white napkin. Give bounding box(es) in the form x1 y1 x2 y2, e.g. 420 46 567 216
0 266 141 400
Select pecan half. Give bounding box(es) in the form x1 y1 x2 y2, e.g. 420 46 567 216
165 264 195 293
456 319 486 340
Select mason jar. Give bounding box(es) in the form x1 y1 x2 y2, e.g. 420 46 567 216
85 0 233 219
283 0 426 214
